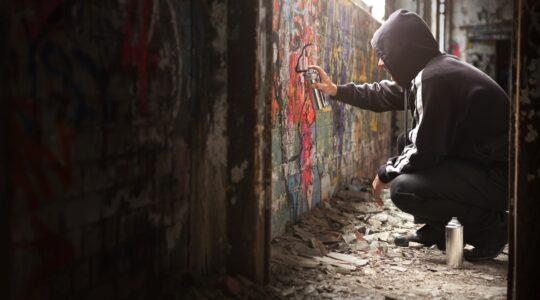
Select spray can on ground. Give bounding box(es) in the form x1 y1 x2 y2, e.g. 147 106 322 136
445 217 463 268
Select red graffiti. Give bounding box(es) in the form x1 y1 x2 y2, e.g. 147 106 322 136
285 5 319 204
450 42 461 58
120 0 157 117
10 97 75 299
11 98 74 209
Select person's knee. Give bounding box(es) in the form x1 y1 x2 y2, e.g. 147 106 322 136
390 174 414 198
390 174 420 210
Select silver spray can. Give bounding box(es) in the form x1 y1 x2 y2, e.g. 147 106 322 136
445 217 464 268
305 69 329 110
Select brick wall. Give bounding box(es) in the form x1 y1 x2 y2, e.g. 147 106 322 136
271 0 393 237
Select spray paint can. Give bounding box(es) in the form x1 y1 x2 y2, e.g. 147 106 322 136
305 69 329 110
445 217 464 268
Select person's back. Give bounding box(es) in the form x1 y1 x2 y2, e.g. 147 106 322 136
425 55 508 166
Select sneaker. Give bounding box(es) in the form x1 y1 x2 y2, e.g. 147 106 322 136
464 213 508 261
464 244 506 261
394 224 445 249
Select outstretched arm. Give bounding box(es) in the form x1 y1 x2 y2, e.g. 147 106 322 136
309 65 405 112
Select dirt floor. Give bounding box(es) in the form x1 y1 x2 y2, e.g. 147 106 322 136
180 185 508 300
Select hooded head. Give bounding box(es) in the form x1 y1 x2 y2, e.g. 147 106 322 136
371 9 441 88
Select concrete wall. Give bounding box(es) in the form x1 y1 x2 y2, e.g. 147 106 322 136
271 0 392 237
3 0 271 298
450 0 512 62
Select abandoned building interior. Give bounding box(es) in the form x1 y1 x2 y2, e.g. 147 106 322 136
1 0 539 299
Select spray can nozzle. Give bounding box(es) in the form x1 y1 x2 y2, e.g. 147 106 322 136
295 43 329 110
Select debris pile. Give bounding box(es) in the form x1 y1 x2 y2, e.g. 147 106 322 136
176 183 508 299
268 185 508 299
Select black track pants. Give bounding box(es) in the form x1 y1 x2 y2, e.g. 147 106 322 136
389 159 508 247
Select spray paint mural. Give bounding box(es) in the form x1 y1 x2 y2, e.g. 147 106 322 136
271 0 392 236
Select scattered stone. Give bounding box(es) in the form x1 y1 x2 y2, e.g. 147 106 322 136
266 185 507 300
314 256 356 272
390 266 408 272
372 213 389 222
327 252 369 266
350 240 370 251
343 232 358 244
281 286 295 297
310 237 329 256
301 284 316 295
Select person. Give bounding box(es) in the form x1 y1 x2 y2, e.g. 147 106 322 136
309 9 509 261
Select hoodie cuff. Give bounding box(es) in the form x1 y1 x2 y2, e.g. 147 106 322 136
377 164 393 183
331 85 348 100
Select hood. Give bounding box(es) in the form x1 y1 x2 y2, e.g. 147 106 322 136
371 9 441 88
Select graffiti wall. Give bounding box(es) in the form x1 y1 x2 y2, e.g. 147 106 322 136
4 0 233 298
271 0 392 236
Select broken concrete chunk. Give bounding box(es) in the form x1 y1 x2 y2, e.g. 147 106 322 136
291 241 324 257
368 218 383 228
342 232 358 244
315 256 356 272
281 286 295 297
350 240 370 251
272 250 319 269
310 237 329 256
293 225 315 241
316 231 343 244
301 284 317 295
327 252 369 266
378 232 390 242
390 266 408 272
372 212 389 222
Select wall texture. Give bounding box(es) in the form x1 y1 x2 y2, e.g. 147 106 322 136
4 0 271 298
5 1 198 298
271 0 392 237
450 0 512 61
510 0 540 297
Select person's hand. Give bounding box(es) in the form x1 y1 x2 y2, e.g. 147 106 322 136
308 65 338 96
372 174 389 207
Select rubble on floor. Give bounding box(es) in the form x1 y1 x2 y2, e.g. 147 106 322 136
177 183 508 299
267 185 508 300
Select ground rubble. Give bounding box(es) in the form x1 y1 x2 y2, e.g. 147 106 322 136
179 182 508 299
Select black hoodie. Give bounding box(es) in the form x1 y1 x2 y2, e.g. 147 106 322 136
332 9 509 183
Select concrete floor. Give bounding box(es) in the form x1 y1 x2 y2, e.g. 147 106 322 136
180 188 508 299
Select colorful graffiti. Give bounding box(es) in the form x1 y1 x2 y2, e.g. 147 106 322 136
271 0 392 236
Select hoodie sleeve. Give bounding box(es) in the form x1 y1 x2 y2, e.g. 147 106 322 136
377 71 458 183
332 80 405 112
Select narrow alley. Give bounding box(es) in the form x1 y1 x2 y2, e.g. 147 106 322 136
1 0 539 300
